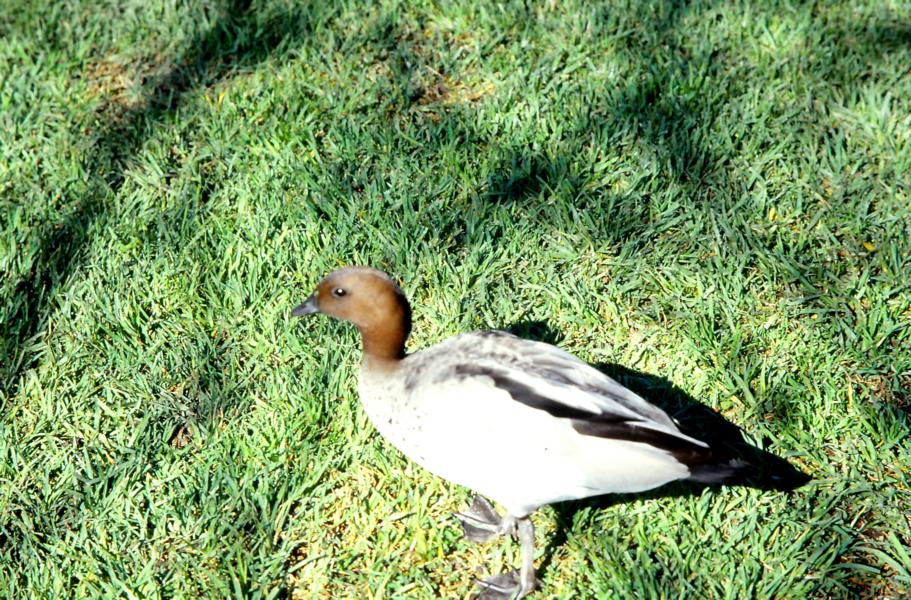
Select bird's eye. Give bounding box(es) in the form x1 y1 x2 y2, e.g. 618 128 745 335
331 288 347 298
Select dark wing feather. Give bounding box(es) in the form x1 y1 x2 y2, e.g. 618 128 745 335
450 363 715 466
407 332 744 477
466 331 681 429
570 420 716 465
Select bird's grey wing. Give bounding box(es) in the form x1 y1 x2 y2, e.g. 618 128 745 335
411 331 712 462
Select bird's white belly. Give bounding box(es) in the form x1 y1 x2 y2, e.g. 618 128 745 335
428 410 686 513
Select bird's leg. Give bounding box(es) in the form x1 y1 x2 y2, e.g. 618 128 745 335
471 515 538 600
516 516 537 596
455 495 516 543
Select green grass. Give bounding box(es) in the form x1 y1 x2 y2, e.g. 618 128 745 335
1 0 910 597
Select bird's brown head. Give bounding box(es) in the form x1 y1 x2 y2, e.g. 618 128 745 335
293 266 412 363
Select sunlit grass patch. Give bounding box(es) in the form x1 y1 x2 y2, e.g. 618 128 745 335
1 0 909 597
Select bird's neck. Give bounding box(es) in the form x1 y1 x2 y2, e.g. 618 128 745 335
358 298 411 367
360 325 407 364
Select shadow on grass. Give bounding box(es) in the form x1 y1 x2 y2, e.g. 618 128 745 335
2 2 908 597
504 320 810 580
0 0 316 405
7 0 910 410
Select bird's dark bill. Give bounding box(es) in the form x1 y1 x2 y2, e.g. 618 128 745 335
291 295 319 316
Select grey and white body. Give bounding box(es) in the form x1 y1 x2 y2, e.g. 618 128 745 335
360 330 709 518
292 266 744 599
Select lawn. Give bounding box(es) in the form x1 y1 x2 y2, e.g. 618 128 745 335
1 0 910 597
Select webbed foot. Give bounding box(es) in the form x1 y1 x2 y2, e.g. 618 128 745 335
456 503 538 598
454 495 511 543
473 570 520 599
473 569 536 599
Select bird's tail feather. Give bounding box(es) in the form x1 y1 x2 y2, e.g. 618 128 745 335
687 458 752 484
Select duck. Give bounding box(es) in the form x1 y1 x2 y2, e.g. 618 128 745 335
292 266 746 598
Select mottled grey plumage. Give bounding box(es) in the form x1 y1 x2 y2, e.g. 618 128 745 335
296 267 747 600
360 330 738 516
